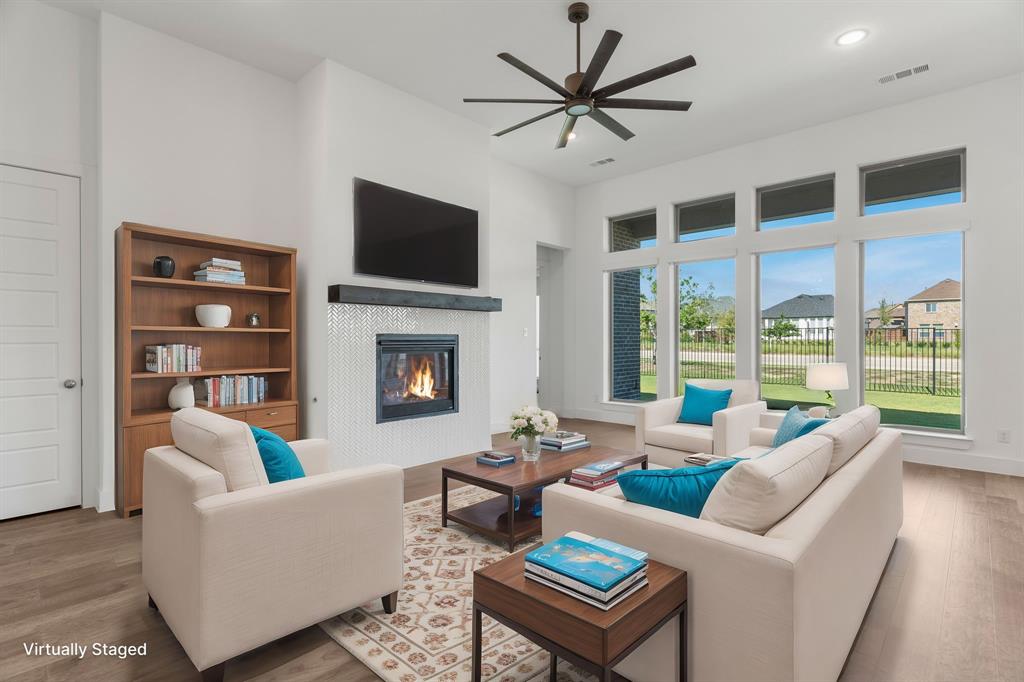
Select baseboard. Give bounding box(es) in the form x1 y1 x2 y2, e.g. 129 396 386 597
902 446 1024 477
96 486 115 513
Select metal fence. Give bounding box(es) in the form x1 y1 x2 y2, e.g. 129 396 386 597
665 326 961 397
640 331 657 376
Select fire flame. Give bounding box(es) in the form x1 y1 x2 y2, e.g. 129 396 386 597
405 356 436 399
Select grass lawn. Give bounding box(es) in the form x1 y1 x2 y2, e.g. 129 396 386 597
640 374 657 401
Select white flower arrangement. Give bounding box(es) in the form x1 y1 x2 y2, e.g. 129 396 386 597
509 405 558 441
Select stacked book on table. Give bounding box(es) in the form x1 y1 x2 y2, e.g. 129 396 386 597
566 460 626 491
194 258 245 285
525 531 648 610
476 450 516 467
541 431 590 452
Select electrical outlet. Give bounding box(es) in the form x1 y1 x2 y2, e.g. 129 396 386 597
996 429 1011 444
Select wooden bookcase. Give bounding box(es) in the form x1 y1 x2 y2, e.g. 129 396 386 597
115 223 298 517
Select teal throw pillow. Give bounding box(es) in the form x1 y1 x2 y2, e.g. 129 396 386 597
771 406 829 447
249 426 306 483
617 459 740 518
678 383 733 426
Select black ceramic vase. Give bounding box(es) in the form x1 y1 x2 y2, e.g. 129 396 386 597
152 255 175 278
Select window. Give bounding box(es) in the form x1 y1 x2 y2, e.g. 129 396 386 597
862 149 964 215
677 258 736 394
758 175 835 230
863 232 962 431
610 266 657 401
676 194 735 242
759 247 835 409
609 211 656 252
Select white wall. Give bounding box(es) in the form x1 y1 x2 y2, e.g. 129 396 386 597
567 74 1024 476
488 159 574 431
97 13 301 509
0 0 103 508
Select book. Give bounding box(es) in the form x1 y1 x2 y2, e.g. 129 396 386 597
144 344 202 373
564 531 649 563
524 572 648 610
541 431 587 446
571 460 626 479
476 451 515 467
541 440 591 452
566 476 619 490
684 453 734 466
525 535 645 592
524 560 647 601
199 258 242 271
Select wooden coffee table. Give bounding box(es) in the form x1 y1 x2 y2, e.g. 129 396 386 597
472 546 687 682
441 445 645 552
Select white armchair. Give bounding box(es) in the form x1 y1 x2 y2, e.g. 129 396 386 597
142 408 404 681
635 379 766 467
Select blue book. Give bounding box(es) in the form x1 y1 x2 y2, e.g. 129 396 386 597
525 536 645 591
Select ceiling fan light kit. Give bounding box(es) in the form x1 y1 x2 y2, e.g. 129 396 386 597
463 2 696 149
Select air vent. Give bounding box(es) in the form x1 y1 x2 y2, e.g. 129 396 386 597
878 64 929 85
589 157 616 167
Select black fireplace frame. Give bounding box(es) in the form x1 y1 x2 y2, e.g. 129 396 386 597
376 334 459 424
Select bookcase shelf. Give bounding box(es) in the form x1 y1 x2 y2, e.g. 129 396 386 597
131 325 290 333
116 223 298 518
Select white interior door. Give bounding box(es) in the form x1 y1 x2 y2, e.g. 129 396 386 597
0 165 81 519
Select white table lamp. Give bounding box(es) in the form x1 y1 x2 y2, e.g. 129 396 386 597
806 362 849 415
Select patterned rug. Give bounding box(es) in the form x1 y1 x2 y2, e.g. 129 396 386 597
319 487 592 681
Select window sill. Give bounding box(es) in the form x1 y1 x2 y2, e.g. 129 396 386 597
896 428 973 451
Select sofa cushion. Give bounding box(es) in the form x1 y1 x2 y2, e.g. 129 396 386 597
700 434 832 534
618 459 740 518
771 406 829 447
678 383 733 426
170 408 269 491
815 405 881 476
645 423 714 454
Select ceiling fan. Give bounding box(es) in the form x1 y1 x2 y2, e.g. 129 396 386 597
464 2 696 149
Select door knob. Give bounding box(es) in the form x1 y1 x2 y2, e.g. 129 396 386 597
63 379 77 389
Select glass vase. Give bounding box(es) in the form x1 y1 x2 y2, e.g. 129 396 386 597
521 434 541 462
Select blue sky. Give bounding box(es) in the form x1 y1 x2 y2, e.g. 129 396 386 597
636 194 962 309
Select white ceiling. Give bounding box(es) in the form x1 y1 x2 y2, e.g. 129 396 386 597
48 0 1024 186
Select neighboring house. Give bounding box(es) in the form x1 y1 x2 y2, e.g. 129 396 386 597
864 303 906 329
761 294 834 338
904 278 961 339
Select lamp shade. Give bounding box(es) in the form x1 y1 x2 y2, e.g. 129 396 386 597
806 362 849 391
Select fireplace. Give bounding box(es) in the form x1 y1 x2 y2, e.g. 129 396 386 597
376 334 458 423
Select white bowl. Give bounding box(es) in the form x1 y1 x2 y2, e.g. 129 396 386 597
195 304 232 328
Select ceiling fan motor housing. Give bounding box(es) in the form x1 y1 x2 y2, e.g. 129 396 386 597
568 2 589 23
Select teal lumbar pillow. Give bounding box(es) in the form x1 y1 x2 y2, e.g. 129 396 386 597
678 383 733 426
771 405 830 447
617 459 740 518
249 426 305 483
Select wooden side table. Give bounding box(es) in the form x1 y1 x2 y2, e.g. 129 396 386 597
472 546 687 682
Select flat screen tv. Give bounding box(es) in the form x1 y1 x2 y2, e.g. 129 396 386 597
353 178 479 288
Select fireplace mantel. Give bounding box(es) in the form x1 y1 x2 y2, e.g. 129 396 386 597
328 284 502 312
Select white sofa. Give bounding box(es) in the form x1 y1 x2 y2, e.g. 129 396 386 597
636 379 766 467
543 405 902 682
142 408 404 680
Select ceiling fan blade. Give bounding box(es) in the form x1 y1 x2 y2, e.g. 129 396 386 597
464 98 566 104
555 115 578 149
493 107 565 137
592 55 696 99
577 30 622 95
597 98 692 111
589 108 635 141
498 53 573 98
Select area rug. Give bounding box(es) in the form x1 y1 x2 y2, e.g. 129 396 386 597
320 487 591 681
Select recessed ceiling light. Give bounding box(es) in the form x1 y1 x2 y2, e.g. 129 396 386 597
568 132 577 141
836 28 869 46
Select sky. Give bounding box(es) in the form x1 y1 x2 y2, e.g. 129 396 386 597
634 194 962 309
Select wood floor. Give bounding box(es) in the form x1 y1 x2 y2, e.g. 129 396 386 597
1 418 1021 682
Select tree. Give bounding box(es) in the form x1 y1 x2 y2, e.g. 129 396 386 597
716 307 736 336
640 268 657 342
877 298 892 327
678 275 715 331
763 315 800 340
